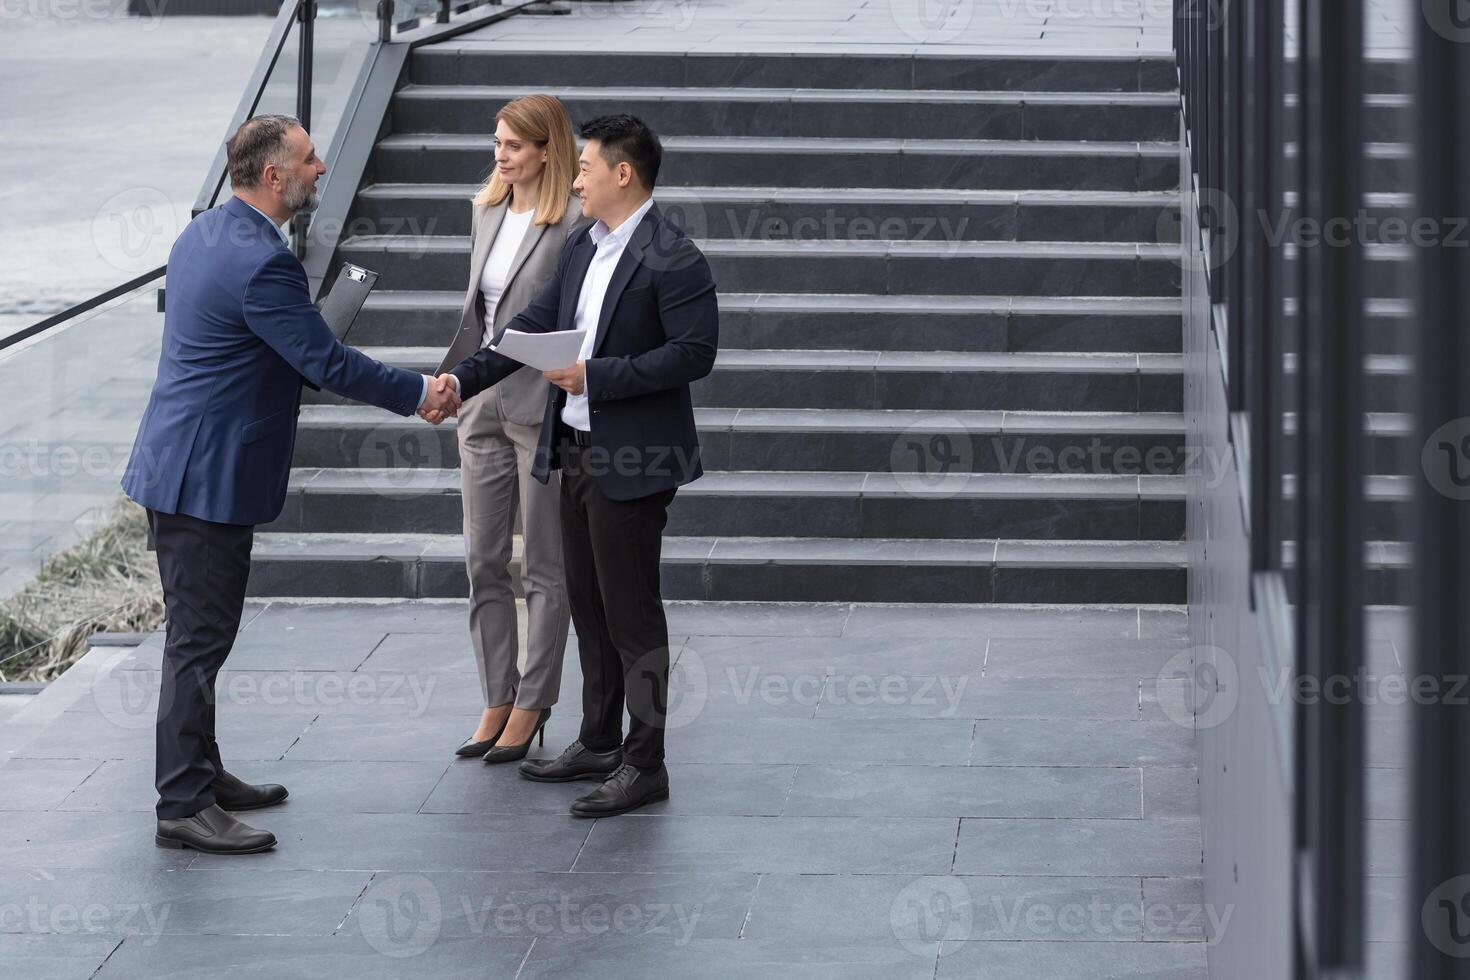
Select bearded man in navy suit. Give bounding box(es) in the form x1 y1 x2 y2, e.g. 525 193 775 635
122 114 460 854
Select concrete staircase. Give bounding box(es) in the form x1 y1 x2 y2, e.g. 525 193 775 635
249 47 1189 604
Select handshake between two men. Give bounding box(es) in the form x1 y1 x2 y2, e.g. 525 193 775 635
416 360 587 424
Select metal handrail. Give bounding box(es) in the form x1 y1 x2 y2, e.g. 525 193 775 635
13 0 553 349
0 266 165 355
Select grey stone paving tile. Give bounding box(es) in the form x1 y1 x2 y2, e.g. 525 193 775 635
1368 941 1409 980
214 627 391 672
1142 766 1201 818
666 716 974 765
242 601 467 636
357 630 481 672
744 873 1167 943
1368 819 1409 877
57 759 449 814
682 632 984 671
339 870 756 943
0 935 122 980
283 711 494 761
11 708 313 762
93 933 532 979
935 938 1208 979
783 763 1141 819
212 667 484 717
572 815 960 875
983 637 1186 678
1139 606 1190 640
185 812 589 873
970 718 1195 767
0 758 100 810
0 868 372 938
516 935 938 980
1366 873 1406 943
954 817 1203 877
841 603 1148 639
818 674 1143 720
665 600 852 636
423 761 796 817
0 810 197 871
1141 876 1217 942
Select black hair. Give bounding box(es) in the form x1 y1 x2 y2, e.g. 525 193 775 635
578 114 662 191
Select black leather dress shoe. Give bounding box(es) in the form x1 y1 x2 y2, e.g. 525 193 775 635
210 770 289 811
519 739 622 782
569 762 669 818
156 804 277 854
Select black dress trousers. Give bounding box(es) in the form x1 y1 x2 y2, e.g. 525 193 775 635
147 508 254 819
557 439 677 771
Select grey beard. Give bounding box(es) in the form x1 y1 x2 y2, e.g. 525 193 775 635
283 175 320 215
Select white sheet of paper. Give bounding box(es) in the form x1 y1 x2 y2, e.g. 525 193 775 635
489 328 588 371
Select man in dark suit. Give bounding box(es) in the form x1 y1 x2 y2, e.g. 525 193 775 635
122 114 460 854
431 114 718 817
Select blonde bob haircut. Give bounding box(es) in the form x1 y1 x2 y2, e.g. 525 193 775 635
471 94 579 225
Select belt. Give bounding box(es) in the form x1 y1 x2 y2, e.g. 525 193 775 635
567 427 592 446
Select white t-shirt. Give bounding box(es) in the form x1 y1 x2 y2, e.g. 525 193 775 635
479 206 537 347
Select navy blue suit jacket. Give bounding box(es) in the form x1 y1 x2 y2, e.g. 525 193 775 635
122 196 423 526
449 202 719 502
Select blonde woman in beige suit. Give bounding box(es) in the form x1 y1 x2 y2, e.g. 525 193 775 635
442 95 589 764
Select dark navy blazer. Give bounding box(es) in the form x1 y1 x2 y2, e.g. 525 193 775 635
449 202 719 502
122 196 423 526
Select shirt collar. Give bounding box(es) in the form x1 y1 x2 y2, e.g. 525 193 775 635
237 198 290 244
590 196 655 250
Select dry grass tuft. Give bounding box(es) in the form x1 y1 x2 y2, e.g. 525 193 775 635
0 498 164 683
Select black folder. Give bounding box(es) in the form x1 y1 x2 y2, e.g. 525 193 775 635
318 262 379 343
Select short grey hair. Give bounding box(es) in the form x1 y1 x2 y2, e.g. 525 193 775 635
226 114 301 189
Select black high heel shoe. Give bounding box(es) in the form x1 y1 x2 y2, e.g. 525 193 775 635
481 707 551 765
454 711 510 758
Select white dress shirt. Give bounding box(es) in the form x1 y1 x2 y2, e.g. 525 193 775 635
479 206 537 347
560 195 656 432
236 196 434 410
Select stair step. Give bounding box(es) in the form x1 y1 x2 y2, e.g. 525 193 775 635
334 236 1183 297
352 184 1181 243
410 46 1179 93
392 84 1181 141
310 347 1182 412
349 291 1183 353
245 533 1188 604
265 468 1186 540
292 405 1188 476
371 134 1180 192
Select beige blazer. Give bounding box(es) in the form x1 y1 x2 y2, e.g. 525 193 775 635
438 192 588 426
